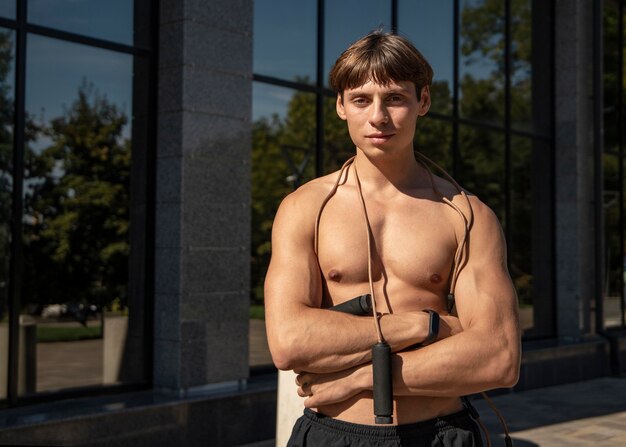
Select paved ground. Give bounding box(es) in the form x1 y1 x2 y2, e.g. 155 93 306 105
473 376 626 447
242 376 626 447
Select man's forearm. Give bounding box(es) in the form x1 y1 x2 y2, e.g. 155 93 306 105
354 326 520 398
270 309 463 377
268 309 459 373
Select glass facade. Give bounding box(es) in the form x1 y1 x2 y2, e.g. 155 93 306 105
603 0 626 329
252 0 556 368
0 0 154 405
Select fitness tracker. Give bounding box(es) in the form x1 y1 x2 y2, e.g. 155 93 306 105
421 309 440 346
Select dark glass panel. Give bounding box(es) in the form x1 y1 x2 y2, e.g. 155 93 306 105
459 0 505 126
414 117 453 173
510 0 532 130
253 0 316 84
323 95 353 174
398 0 453 115
604 153 622 327
0 28 14 401
458 125 505 222
510 136 533 333
324 0 391 87
603 2 620 154
0 1 15 19
28 0 133 45
21 36 134 393
251 82 316 367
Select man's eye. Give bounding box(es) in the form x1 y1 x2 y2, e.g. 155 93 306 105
388 95 403 103
353 98 368 105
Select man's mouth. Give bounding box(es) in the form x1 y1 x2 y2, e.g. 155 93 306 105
366 133 394 143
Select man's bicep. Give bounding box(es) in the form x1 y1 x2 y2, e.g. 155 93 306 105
264 195 323 332
453 201 519 332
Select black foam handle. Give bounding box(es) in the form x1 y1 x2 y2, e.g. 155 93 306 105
372 342 393 424
330 294 373 316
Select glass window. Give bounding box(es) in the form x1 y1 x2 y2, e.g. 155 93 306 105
510 0 532 131
458 125 505 221
323 95 353 173
324 0 391 87
27 0 133 45
251 82 316 367
253 0 317 84
398 0 453 115
459 0 505 125
414 117 453 172
0 28 14 401
604 153 622 327
510 136 533 333
21 35 134 394
604 2 620 154
0 0 15 19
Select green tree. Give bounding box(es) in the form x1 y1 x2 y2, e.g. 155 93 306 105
0 31 13 321
22 81 130 310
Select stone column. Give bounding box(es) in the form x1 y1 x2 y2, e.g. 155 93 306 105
154 0 253 390
554 0 596 340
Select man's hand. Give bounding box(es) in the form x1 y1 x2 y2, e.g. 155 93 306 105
296 365 369 408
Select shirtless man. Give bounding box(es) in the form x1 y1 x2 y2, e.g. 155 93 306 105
265 31 521 446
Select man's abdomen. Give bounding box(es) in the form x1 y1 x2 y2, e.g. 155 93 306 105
315 392 464 426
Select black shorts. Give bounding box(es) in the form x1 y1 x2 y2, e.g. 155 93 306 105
287 408 483 447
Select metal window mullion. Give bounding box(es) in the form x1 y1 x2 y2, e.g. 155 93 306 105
391 0 398 33
504 0 512 257
617 2 626 326
315 0 325 177
7 0 27 407
594 0 606 333
453 0 460 179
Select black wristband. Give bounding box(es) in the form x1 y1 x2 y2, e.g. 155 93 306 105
421 309 440 346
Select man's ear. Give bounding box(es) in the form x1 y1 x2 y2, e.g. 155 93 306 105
336 93 347 120
417 86 431 116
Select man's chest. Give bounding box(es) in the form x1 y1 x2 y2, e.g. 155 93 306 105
316 194 459 293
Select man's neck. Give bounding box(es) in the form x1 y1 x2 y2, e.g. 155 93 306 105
353 147 431 194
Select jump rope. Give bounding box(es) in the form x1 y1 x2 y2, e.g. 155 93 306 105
313 153 513 447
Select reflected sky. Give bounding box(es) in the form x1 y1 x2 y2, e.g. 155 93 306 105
324 0 391 86
28 0 133 45
253 0 316 83
0 0 14 19
26 35 133 149
253 81 297 122
398 0 453 88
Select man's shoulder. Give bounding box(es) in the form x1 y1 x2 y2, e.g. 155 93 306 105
428 174 499 229
274 170 343 231
278 171 343 215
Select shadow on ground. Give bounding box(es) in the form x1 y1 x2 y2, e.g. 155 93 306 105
471 377 626 446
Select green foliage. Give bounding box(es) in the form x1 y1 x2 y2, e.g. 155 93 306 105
0 31 13 319
22 81 131 309
37 324 102 343
249 304 265 320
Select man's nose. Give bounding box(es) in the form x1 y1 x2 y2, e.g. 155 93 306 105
368 100 388 126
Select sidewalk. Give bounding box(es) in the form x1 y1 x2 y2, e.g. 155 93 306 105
470 376 626 446
245 376 626 447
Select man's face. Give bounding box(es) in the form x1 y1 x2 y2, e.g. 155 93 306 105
336 80 430 156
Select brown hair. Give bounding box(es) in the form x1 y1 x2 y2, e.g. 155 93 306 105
329 30 433 99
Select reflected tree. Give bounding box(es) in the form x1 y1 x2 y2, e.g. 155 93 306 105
22 81 130 312
0 31 13 321
460 0 534 305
